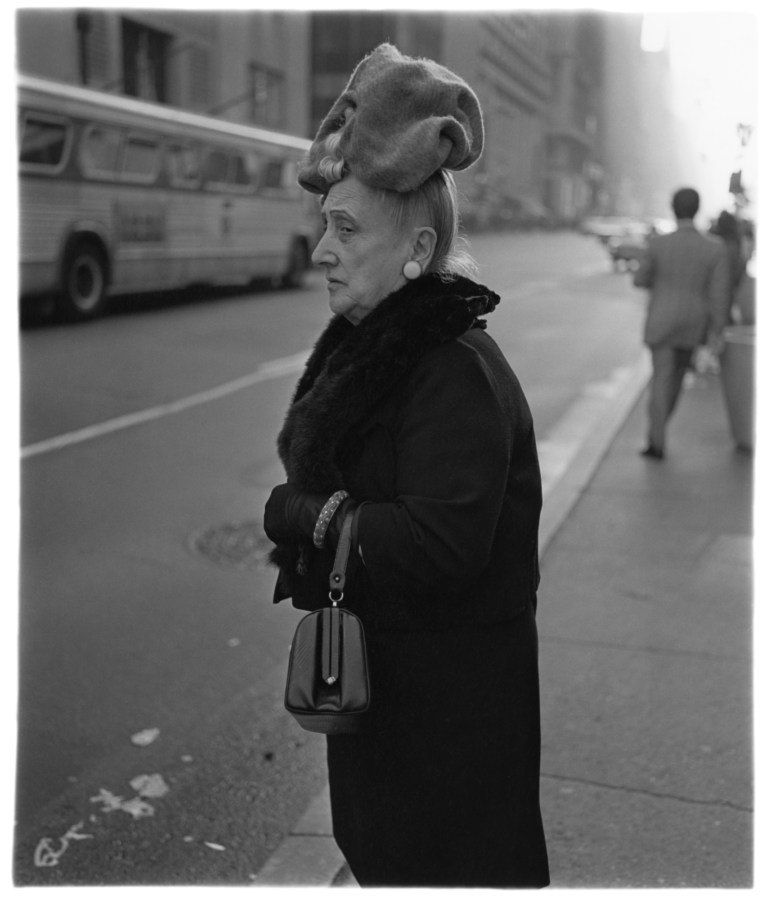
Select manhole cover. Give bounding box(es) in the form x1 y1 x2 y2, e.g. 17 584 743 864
191 521 273 570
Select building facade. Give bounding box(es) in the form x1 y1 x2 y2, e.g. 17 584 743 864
16 8 687 229
441 12 553 229
16 8 311 138
544 13 604 225
306 10 565 229
308 11 443 139
596 13 686 220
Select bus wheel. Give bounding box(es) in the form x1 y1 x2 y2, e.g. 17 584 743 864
282 241 308 288
60 243 107 319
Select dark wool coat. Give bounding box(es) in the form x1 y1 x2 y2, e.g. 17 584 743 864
269 274 549 887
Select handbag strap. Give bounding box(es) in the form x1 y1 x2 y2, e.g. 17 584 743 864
328 508 355 606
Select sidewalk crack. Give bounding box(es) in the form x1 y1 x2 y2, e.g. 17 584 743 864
542 770 752 813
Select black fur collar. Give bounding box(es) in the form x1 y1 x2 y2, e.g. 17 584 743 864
276 274 500 493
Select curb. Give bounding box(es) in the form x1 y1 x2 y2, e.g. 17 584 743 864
253 352 652 887
251 788 345 886
538 351 651 555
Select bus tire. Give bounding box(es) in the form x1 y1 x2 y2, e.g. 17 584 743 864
282 240 309 288
59 242 108 320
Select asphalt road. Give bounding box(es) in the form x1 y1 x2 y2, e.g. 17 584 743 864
14 230 646 885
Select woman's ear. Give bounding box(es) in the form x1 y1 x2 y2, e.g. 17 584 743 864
411 226 438 269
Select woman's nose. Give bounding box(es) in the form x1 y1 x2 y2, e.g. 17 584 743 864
311 230 334 266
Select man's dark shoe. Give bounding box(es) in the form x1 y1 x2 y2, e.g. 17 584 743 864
640 445 665 460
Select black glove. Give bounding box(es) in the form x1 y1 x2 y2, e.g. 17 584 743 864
264 484 355 547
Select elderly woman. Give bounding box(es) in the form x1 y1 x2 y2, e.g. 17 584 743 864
263 44 549 888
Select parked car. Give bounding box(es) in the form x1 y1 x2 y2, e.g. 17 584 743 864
608 218 677 270
491 195 552 230
579 215 638 244
607 221 651 270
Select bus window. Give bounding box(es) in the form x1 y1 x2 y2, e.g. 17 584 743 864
232 152 251 187
19 113 72 170
202 148 230 186
122 134 161 183
167 143 200 187
81 125 122 178
262 159 284 190
18 74 315 315
202 147 254 192
260 158 299 196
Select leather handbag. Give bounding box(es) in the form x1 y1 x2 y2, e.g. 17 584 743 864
284 509 370 734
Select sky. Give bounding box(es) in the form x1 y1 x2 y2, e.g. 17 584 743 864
659 11 759 221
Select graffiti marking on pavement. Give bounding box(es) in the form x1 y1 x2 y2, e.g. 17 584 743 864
33 822 94 868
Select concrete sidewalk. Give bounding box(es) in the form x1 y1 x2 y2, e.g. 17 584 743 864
537 365 753 888
254 363 754 888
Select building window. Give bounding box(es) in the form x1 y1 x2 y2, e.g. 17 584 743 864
312 12 395 72
187 44 212 110
74 11 109 87
249 65 284 130
121 18 171 102
309 11 396 137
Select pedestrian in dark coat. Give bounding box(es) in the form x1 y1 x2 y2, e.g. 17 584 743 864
633 187 730 459
263 43 549 888
710 210 747 316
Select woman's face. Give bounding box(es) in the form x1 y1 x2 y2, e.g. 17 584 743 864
312 175 413 324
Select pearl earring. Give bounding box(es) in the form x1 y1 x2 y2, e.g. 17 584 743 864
402 260 422 280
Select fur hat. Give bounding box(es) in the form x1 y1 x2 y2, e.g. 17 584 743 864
298 43 484 194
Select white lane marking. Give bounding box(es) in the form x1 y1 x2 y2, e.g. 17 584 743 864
20 263 614 462
20 350 309 460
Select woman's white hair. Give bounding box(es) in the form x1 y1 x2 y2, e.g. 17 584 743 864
316 132 478 281
317 131 347 185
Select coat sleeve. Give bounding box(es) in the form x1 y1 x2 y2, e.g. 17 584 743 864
707 241 731 334
355 339 517 600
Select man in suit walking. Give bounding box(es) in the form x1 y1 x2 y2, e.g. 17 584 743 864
633 187 730 459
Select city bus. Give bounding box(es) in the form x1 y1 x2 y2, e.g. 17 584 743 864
18 74 320 320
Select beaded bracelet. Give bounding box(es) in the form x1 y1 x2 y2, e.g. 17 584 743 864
313 490 350 549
